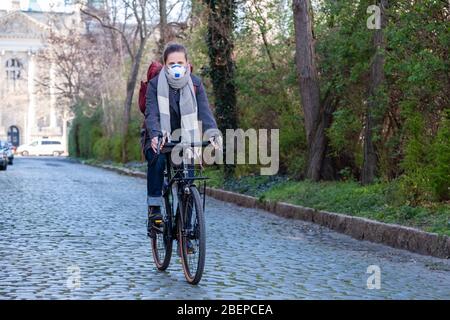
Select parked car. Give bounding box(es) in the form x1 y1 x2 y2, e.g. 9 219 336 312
0 149 7 171
0 140 14 165
7 142 17 154
16 139 64 157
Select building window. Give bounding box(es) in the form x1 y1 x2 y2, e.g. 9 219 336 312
5 59 22 91
5 58 22 81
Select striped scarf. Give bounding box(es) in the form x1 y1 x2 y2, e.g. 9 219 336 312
157 65 201 148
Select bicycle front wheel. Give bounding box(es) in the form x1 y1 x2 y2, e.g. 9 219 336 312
178 185 206 285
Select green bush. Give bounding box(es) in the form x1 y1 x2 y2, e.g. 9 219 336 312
429 115 450 201
399 107 450 203
69 103 103 159
126 119 144 162
69 100 145 163
110 134 123 163
93 137 111 161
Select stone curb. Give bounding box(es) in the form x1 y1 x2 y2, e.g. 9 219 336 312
81 160 450 259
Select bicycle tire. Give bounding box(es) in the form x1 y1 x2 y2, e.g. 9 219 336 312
151 190 174 271
178 185 206 285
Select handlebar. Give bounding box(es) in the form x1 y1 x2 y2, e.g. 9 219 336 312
164 140 211 148
156 136 211 155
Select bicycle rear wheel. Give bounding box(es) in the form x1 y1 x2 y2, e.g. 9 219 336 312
151 192 174 271
178 185 206 285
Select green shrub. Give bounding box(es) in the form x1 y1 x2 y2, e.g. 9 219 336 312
126 119 144 162
69 103 103 159
93 137 111 161
428 115 450 200
110 134 123 163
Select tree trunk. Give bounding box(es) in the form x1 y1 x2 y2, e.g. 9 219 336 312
158 0 167 56
320 92 338 180
362 0 387 185
205 0 238 178
121 40 147 163
190 0 204 31
292 0 326 181
260 26 276 71
74 122 80 158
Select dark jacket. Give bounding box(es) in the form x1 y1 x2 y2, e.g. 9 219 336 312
141 74 218 153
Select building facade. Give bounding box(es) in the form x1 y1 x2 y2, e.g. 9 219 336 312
0 1 79 152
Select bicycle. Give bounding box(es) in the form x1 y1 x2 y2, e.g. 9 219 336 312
149 137 210 285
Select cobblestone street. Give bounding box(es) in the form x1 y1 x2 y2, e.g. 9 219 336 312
0 157 449 299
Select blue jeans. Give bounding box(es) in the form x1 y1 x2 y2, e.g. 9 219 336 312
145 147 195 209
145 147 166 207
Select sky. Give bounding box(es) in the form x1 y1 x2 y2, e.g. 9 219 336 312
0 0 189 23
0 0 72 12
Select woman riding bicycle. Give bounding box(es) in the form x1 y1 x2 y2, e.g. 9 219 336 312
142 43 220 237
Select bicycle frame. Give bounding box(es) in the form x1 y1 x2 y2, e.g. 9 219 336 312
160 146 209 242
151 139 212 283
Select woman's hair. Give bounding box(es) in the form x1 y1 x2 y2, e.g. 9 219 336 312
162 43 188 64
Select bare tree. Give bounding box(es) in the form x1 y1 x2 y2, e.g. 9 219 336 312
80 0 157 162
33 11 117 156
157 0 192 55
158 0 168 54
35 28 111 107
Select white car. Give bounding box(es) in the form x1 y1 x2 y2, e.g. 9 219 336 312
17 140 64 157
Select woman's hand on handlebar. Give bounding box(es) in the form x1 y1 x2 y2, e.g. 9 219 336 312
151 135 165 153
153 135 220 151
209 135 221 150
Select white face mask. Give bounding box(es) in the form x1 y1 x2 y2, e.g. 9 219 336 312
167 64 186 79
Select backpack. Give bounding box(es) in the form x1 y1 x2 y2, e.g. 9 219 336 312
138 61 163 114
138 61 197 115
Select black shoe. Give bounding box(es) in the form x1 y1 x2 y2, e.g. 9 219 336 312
186 240 195 254
148 205 162 221
147 206 162 238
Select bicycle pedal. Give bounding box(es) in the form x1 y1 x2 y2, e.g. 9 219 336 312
152 225 163 233
147 230 156 239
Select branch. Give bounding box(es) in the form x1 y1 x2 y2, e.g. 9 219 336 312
80 7 134 58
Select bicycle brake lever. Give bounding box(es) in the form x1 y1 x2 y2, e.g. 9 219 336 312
156 135 163 155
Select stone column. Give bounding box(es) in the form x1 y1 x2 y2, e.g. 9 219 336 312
27 51 36 144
